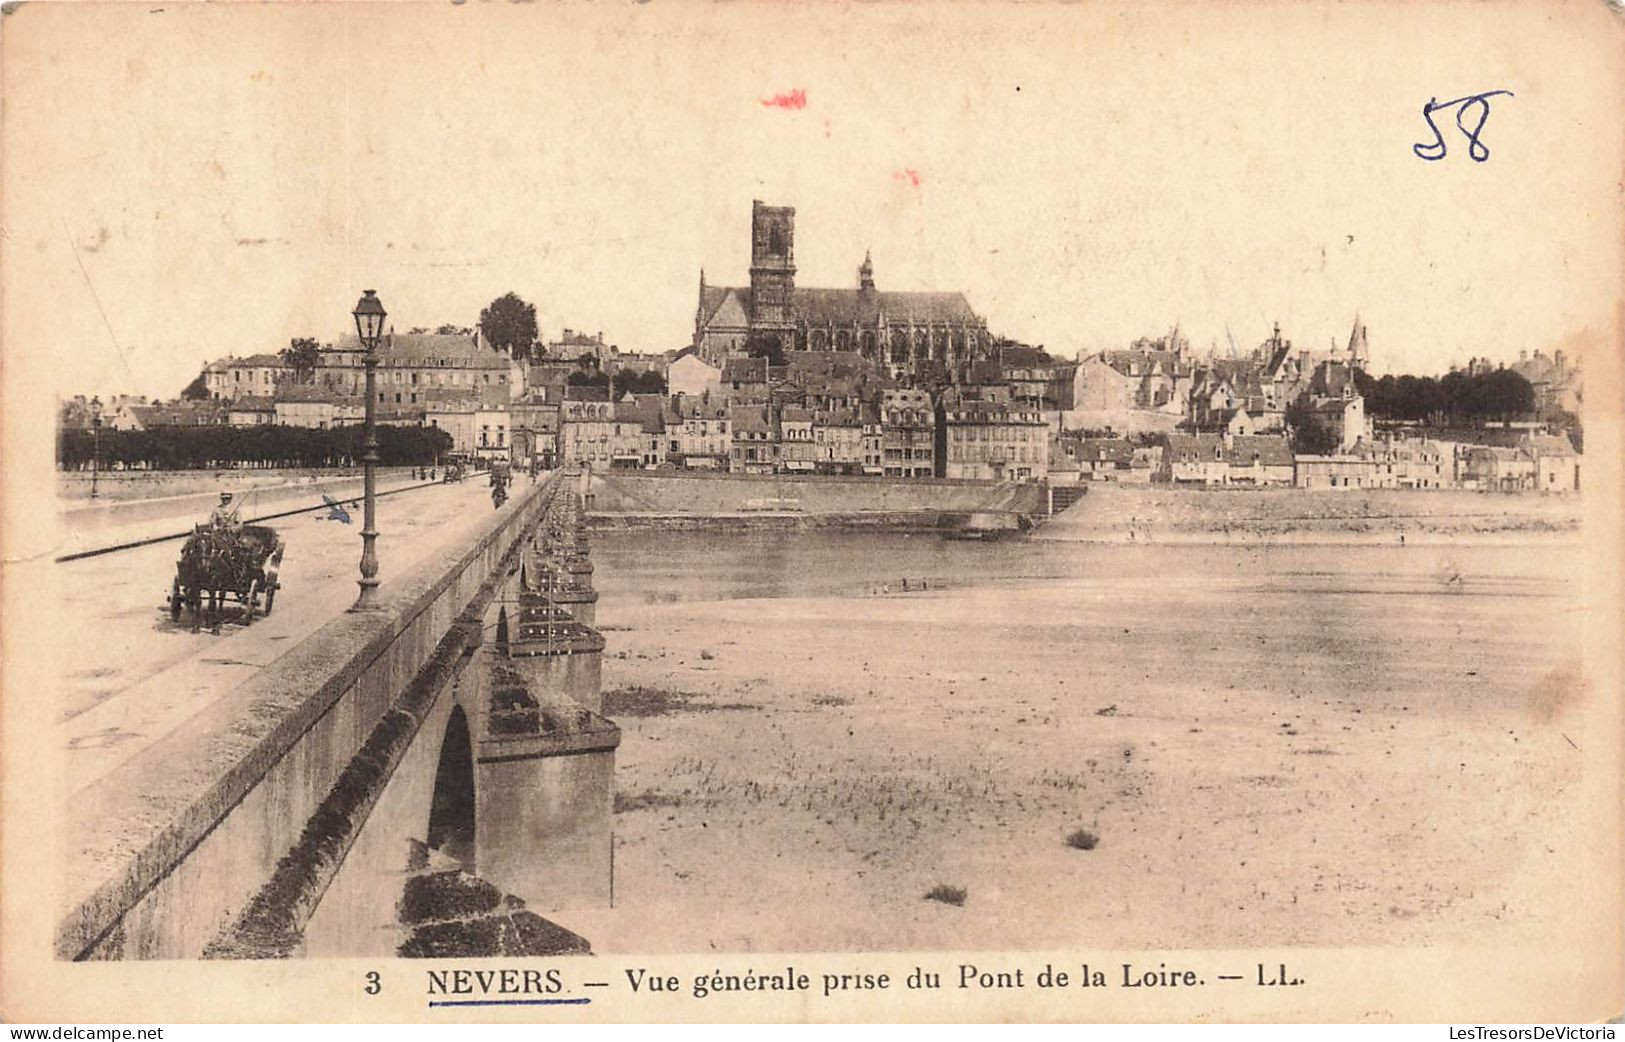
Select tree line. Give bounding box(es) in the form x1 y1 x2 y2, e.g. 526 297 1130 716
1353 368 1534 423
565 365 667 396
59 424 453 471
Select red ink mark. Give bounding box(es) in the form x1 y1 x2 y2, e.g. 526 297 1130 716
894 168 922 187
761 88 807 110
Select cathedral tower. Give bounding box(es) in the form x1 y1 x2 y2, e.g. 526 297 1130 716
748 200 796 333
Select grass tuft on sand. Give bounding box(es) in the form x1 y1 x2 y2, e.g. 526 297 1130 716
1065 828 1100 851
924 884 967 906
614 789 685 814
602 685 761 717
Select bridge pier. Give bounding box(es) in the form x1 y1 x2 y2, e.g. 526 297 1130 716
472 537 616 911
474 716 618 913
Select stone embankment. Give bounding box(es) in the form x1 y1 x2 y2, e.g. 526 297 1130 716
585 470 1046 530
1037 483 1583 543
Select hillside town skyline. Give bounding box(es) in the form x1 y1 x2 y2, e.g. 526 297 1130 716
58 199 1584 500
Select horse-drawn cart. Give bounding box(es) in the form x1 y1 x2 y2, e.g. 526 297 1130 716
169 523 285 626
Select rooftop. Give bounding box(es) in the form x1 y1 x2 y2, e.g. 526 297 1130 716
332 332 513 370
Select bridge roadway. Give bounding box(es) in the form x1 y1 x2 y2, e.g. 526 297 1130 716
58 477 519 798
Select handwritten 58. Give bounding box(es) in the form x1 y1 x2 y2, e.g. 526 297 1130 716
1414 90 1514 163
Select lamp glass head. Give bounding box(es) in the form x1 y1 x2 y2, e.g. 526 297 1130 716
352 290 387 350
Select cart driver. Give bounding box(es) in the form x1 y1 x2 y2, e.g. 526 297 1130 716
210 492 242 531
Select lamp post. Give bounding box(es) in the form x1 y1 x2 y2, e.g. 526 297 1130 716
350 289 387 612
89 395 104 500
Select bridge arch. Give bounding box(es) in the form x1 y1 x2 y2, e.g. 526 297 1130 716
426 704 476 871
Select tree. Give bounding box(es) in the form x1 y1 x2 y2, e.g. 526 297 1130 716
57 423 452 470
609 368 665 398
180 373 210 400
435 323 472 336
478 293 538 362
279 337 321 383
1481 368 1534 420
566 370 609 389
1285 400 1338 455
745 333 786 367
1551 408 1584 453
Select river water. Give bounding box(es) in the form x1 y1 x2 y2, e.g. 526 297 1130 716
592 528 1578 611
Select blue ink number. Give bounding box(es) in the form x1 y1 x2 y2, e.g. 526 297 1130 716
1414 91 1514 163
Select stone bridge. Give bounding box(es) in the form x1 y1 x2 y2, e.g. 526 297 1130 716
57 470 618 960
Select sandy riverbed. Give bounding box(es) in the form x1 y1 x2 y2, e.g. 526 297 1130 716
561 532 1592 956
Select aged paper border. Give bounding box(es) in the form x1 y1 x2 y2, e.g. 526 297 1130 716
2 0 1622 1023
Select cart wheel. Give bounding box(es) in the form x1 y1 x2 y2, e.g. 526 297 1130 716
170 577 183 621
245 579 260 623
263 582 277 615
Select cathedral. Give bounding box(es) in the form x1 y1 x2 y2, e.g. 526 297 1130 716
693 201 994 382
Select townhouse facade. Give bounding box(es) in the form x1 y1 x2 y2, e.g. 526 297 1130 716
731 405 781 474
662 396 732 469
204 354 290 400
316 332 520 404
940 396 1049 482
558 399 624 469
1159 433 1295 486
812 408 865 475
779 407 818 473
880 389 936 479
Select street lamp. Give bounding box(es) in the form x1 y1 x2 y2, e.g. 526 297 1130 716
350 289 387 612
89 395 104 500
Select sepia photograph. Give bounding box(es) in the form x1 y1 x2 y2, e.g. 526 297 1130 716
1 0 1621 1024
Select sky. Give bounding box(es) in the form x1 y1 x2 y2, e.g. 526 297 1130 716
3 1 1621 402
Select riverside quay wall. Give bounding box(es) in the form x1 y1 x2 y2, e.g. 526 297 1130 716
58 470 617 960
584 470 1047 527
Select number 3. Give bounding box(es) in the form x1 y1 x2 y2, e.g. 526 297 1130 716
364 971 381 995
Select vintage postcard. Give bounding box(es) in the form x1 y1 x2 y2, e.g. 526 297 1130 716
1 0 1622 1025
